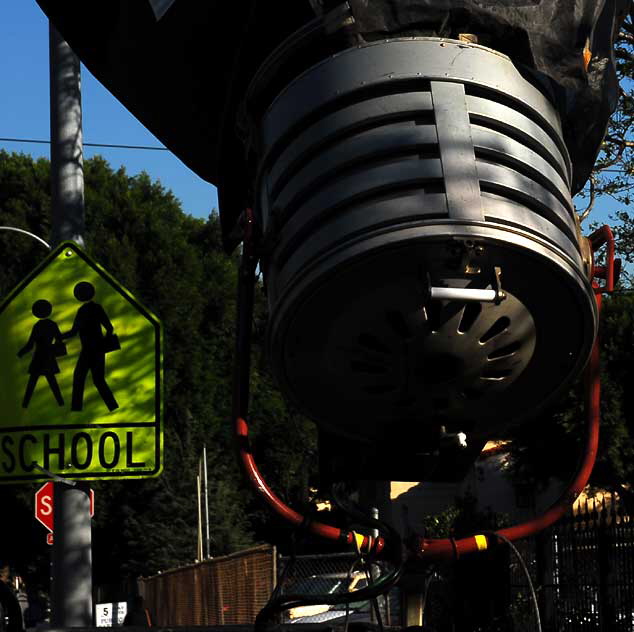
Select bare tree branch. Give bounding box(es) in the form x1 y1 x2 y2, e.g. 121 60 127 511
605 135 634 148
578 176 597 223
619 31 634 44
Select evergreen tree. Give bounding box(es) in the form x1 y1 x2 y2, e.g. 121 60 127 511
0 151 317 588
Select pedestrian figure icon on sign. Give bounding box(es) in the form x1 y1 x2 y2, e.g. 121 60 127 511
63 281 120 412
17 299 66 408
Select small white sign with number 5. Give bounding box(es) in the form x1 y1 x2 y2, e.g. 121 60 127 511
95 602 127 627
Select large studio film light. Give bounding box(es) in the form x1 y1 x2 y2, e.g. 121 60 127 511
37 1 627 549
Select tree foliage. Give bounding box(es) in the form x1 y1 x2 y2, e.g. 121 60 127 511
508 5 634 503
577 8 634 229
0 151 317 589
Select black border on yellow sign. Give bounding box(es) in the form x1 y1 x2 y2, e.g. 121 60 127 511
0 241 163 482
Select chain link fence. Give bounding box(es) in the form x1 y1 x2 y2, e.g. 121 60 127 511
277 552 402 626
138 545 276 626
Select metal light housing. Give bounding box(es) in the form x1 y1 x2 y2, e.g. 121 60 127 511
254 38 597 446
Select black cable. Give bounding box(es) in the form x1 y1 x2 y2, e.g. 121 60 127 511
364 565 384 632
262 496 320 623
255 546 402 616
340 552 385 632
343 555 363 632
255 486 404 630
484 532 542 632
268 554 296 622
343 597 351 632
346 511 385 632
331 483 397 541
332 483 395 632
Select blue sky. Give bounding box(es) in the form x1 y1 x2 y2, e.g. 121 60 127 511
1 1 218 222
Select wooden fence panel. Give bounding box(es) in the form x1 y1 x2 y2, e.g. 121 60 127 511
138 545 275 626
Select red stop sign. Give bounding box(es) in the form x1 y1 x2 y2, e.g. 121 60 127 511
35 482 94 533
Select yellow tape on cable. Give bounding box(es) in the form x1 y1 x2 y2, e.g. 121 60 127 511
474 534 488 551
353 532 366 552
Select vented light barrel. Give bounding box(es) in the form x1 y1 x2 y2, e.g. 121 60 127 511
254 38 597 445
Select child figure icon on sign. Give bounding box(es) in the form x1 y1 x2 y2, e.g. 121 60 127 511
17 299 66 408
63 281 120 412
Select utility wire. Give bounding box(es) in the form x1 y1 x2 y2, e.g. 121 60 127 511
1 136 632 170
1 136 633 169
0 137 168 151
485 532 542 632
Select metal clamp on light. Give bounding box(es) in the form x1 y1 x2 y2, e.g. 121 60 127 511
427 267 506 304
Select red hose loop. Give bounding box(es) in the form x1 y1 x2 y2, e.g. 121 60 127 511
416 224 618 561
236 416 385 554
236 214 612 562
233 214 385 558
416 293 603 562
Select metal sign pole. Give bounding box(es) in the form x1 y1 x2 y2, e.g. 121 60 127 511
203 445 210 559
49 23 85 246
51 483 93 627
48 22 92 627
196 467 203 562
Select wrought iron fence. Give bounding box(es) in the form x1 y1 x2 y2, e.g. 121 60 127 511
510 494 634 632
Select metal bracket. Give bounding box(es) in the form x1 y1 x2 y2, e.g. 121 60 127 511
322 2 355 34
588 225 621 294
31 463 76 487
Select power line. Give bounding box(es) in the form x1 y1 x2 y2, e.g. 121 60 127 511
0 137 168 152
1 136 632 170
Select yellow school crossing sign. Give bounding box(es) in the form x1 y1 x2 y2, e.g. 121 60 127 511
0 242 163 482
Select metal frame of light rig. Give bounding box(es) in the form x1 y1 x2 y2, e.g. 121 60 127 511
232 210 620 565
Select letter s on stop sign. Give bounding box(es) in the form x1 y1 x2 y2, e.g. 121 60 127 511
34 482 94 534
35 482 54 533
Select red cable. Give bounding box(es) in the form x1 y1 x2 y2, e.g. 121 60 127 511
236 417 384 554
235 213 612 561
233 209 384 556
416 307 601 560
415 227 617 560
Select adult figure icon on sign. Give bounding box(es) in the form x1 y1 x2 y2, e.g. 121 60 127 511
17 299 65 408
63 281 120 412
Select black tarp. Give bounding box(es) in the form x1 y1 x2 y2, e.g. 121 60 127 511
36 1 628 249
